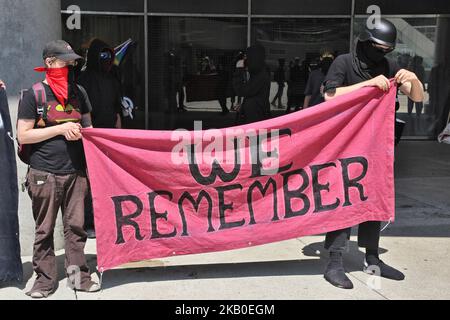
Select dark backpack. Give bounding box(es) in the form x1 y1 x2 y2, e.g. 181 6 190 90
16 82 47 165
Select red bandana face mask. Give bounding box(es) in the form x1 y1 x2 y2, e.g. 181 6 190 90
34 66 69 105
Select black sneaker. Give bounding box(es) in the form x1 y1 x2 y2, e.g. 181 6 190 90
364 259 405 281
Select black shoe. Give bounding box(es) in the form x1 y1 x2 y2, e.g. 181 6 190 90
364 259 405 281
324 267 354 289
324 254 354 289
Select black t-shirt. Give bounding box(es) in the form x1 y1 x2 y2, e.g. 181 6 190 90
18 83 92 174
304 69 326 107
324 53 401 89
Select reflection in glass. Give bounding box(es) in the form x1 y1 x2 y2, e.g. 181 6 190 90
149 17 248 129
252 18 351 113
62 14 145 129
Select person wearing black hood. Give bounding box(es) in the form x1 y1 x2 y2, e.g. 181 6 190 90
321 19 424 290
233 44 271 124
304 51 334 108
78 39 122 129
78 39 123 239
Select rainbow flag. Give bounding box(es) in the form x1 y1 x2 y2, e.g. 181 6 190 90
114 39 135 66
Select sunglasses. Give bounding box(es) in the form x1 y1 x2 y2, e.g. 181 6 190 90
371 41 395 54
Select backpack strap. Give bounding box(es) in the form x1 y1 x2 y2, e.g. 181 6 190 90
32 82 47 120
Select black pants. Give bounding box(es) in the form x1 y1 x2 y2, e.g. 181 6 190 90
407 98 424 116
324 221 381 252
272 83 284 105
218 96 228 112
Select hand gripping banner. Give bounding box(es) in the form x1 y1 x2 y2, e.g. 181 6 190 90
83 83 397 271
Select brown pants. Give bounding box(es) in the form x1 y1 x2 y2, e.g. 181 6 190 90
26 168 94 295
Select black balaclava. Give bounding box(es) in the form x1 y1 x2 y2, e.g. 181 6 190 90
86 39 115 74
351 39 389 80
360 40 387 64
100 49 114 73
320 57 334 75
246 45 266 75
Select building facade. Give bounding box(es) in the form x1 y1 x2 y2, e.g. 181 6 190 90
2 0 449 139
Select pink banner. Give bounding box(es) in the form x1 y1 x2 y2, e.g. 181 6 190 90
83 83 396 271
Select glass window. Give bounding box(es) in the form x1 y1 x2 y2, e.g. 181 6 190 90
355 0 450 15
61 0 144 13
62 14 146 129
252 18 351 111
149 17 248 130
252 0 352 15
353 17 450 139
149 0 248 14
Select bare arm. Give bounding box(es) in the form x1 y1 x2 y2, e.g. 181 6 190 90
396 69 425 102
324 76 391 101
17 120 82 145
325 70 425 103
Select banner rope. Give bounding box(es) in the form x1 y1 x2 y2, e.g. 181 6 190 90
381 220 392 232
99 267 105 292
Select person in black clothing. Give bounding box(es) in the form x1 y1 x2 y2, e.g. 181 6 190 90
165 47 187 113
271 58 286 109
217 55 230 115
304 52 334 108
78 39 122 129
322 19 424 290
286 57 309 113
230 51 245 111
233 45 271 125
78 39 123 239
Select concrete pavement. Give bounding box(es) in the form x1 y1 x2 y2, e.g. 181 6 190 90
1 140 449 300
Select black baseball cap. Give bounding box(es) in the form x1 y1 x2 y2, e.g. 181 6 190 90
43 40 83 61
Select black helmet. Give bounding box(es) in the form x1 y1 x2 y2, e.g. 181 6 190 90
359 18 397 48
